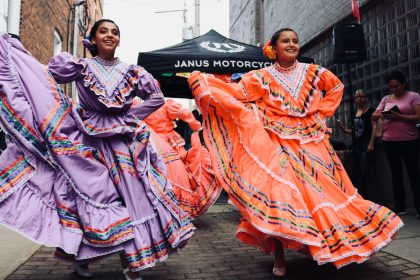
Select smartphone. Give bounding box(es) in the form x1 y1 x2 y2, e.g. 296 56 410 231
382 105 401 114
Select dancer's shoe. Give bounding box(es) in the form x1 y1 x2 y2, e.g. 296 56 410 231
123 268 143 280
73 263 93 278
272 265 286 277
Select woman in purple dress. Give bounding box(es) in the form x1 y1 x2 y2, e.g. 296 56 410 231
0 19 194 279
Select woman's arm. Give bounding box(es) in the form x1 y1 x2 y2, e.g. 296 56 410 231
338 121 352 134
165 100 202 131
365 108 377 152
188 71 265 103
48 52 84 83
367 120 377 152
384 104 420 123
371 96 387 122
134 70 165 120
317 69 345 117
371 111 384 122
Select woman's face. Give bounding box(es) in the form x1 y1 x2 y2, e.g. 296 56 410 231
273 31 300 64
388 79 405 96
354 91 367 107
92 22 120 56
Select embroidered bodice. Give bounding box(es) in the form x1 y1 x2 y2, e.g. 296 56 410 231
85 57 129 97
205 62 344 143
268 62 310 101
47 52 165 137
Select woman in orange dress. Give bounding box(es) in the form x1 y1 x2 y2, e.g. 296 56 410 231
144 99 220 218
188 28 403 276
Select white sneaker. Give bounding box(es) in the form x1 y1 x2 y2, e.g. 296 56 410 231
73 263 93 278
123 268 143 280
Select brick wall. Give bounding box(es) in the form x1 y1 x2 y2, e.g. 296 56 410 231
230 0 369 46
82 0 104 58
229 0 258 45
20 0 71 64
261 0 365 45
19 0 102 64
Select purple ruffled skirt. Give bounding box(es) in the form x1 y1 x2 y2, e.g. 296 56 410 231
0 33 194 272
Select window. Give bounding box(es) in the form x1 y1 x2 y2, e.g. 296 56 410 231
53 30 62 56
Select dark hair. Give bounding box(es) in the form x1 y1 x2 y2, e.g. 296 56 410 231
387 70 406 84
87 19 120 56
270 28 298 47
8 33 21 41
354 89 366 97
192 109 202 122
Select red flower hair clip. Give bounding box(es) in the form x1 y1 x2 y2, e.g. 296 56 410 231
263 40 276 60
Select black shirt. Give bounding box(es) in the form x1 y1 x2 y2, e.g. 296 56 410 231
353 107 374 150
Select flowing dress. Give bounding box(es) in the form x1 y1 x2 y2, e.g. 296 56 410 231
145 99 220 218
188 61 403 268
0 33 194 272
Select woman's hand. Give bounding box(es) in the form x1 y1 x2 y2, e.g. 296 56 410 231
385 104 420 123
383 111 401 120
189 121 202 132
338 121 351 134
187 71 202 82
371 111 383 122
367 143 375 152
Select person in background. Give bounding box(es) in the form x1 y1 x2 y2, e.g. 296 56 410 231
145 99 220 218
372 70 420 218
339 89 376 198
174 108 203 149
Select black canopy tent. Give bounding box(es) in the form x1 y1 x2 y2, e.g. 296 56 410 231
138 29 313 98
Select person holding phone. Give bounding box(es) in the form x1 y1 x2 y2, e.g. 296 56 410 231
372 70 420 217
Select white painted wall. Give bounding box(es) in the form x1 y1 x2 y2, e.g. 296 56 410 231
0 0 8 32
7 0 20 35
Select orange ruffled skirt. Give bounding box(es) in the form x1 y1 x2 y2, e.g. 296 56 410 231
150 129 220 218
191 78 403 268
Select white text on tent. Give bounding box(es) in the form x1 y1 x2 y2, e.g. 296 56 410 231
174 60 271 69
